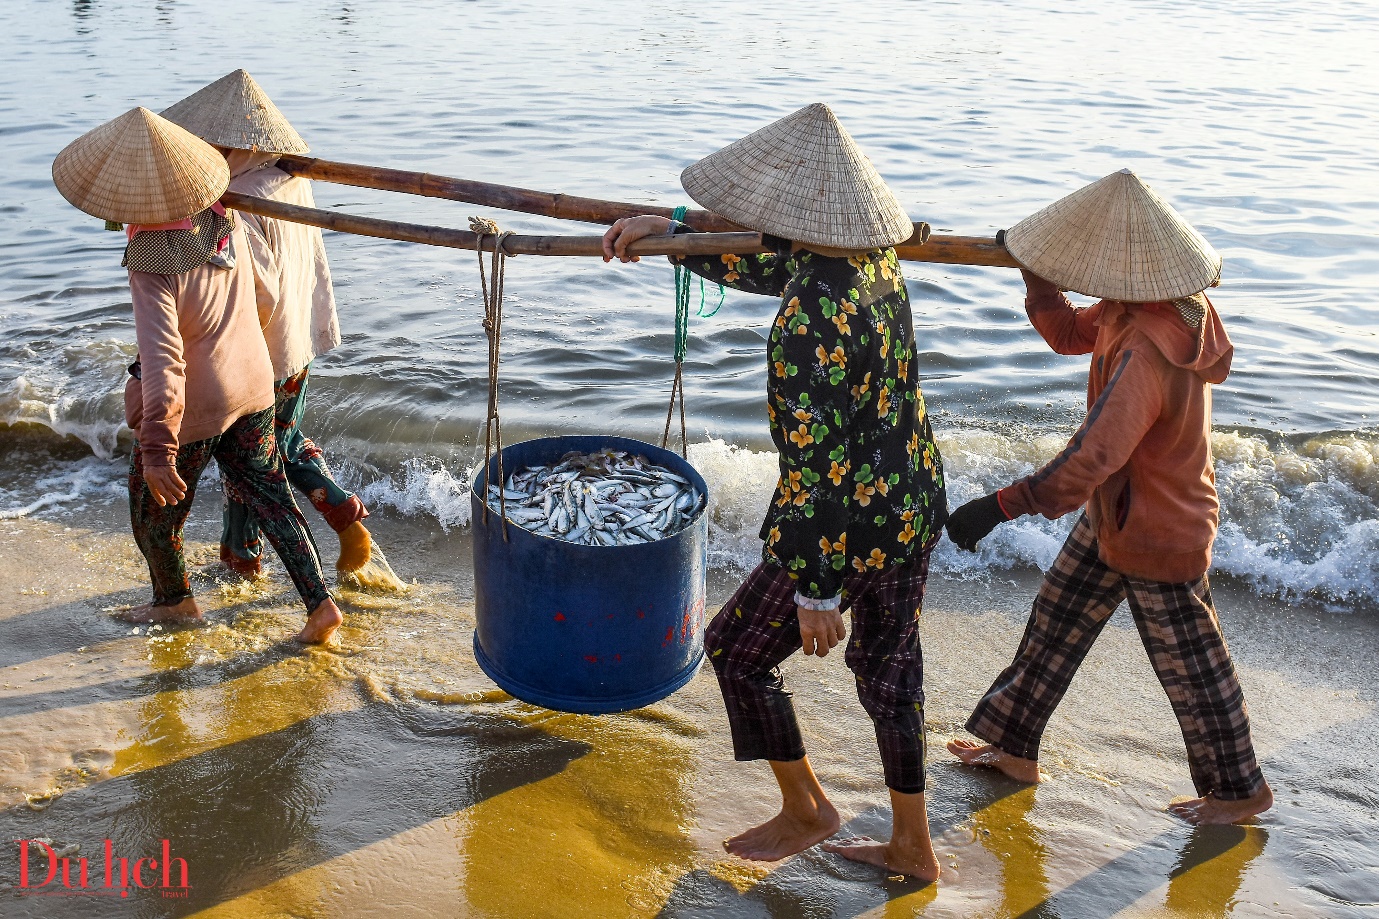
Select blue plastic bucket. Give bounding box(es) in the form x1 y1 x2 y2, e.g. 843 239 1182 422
471 436 709 714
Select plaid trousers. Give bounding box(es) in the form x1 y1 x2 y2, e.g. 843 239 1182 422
705 543 936 795
967 514 1265 801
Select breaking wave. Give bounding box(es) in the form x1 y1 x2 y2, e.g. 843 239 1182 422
3 413 1376 608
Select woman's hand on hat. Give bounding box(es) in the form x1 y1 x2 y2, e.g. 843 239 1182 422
145 464 188 507
602 215 674 263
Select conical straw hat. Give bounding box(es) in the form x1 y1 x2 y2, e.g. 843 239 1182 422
160 69 309 155
1004 169 1221 302
681 103 913 250
52 107 229 225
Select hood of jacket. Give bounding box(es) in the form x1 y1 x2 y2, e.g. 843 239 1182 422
1114 295 1233 384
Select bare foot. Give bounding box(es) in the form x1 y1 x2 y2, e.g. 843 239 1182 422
219 544 262 580
118 596 202 624
724 800 840 862
335 522 372 573
824 836 940 883
947 738 1045 784
1168 783 1273 825
295 598 343 645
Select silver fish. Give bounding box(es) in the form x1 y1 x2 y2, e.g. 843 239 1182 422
487 448 704 546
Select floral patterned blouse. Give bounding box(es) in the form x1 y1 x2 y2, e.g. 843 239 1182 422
681 241 947 599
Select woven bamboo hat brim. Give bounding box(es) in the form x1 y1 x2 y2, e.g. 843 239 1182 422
681 103 913 250
1004 168 1221 302
160 69 309 155
52 107 229 225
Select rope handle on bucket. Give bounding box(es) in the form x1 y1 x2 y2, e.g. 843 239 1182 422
661 207 691 459
472 215 514 540
660 208 727 458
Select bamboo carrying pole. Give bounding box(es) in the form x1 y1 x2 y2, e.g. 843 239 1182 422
222 191 769 257
270 154 1019 268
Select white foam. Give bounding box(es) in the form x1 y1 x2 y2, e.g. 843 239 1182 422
0 340 134 460
6 424 1376 608
0 455 125 520
354 456 478 531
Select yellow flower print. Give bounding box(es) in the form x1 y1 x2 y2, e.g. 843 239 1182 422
840 299 858 316
851 372 872 401
897 359 909 381
766 401 777 423
784 296 801 317
830 346 847 367
877 387 891 417
900 508 915 522
923 446 935 472
787 469 803 492
793 408 811 423
792 490 808 507
819 536 835 553
832 313 851 335
854 482 875 506
880 337 889 359
878 257 896 281
828 460 849 486
898 523 916 545
875 479 890 496
767 525 781 545
831 533 846 554
773 360 789 378
907 431 919 455
866 548 887 569
815 345 830 366
853 556 868 573
789 425 815 448
721 253 741 281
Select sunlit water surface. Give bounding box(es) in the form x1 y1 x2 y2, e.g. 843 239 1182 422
1 3 1378 915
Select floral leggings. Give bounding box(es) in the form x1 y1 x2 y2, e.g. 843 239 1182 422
221 364 366 566
129 407 332 612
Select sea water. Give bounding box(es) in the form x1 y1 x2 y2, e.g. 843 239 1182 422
3 1 1377 609
2 4 1379 916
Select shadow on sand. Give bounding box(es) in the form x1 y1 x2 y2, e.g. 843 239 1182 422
0 700 588 917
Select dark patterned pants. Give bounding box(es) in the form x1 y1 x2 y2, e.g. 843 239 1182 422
221 364 366 566
967 515 1266 801
705 544 936 794
130 407 332 612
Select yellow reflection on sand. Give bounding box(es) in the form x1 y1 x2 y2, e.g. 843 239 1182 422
458 705 699 918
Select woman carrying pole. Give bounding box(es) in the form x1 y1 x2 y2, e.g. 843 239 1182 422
944 170 1273 825
161 70 393 587
52 107 343 644
603 103 947 881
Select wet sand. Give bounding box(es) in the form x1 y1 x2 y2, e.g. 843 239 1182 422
1 491 1376 917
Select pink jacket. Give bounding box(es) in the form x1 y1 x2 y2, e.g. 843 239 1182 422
998 273 1233 583
124 218 275 466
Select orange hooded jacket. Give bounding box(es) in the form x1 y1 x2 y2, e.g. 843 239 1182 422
997 273 1233 583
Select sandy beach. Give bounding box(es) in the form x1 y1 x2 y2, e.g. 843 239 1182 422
2 483 1374 917
4 2 1379 914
